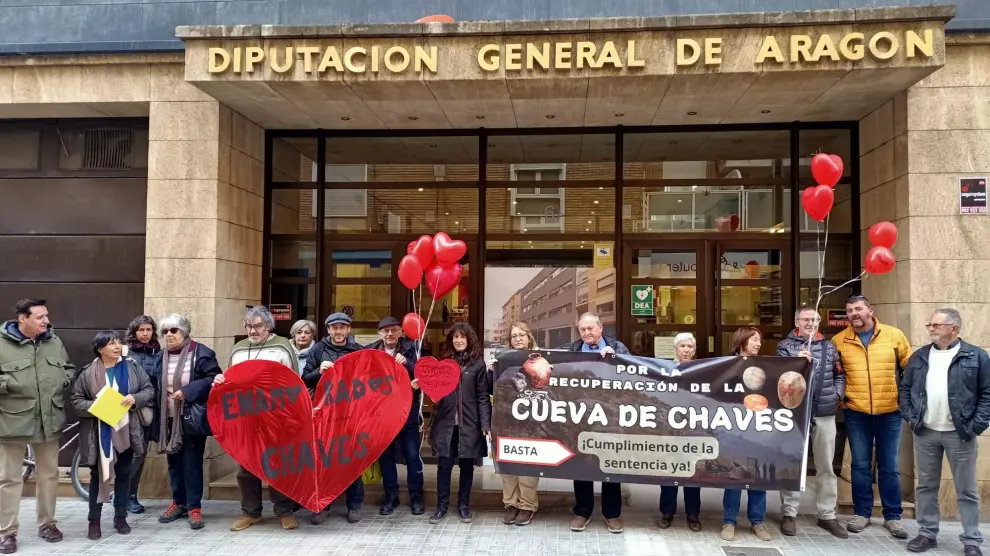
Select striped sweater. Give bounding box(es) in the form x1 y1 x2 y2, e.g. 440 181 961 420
228 334 298 372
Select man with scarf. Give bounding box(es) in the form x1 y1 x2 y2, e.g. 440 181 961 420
366 316 425 516
303 312 366 524
70 331 154 540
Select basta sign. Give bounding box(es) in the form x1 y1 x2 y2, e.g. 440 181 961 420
206 28 935 75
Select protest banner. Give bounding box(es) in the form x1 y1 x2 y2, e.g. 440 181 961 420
492 351 813 491
207 351 412 512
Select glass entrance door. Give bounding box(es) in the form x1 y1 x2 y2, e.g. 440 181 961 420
623 239 792 358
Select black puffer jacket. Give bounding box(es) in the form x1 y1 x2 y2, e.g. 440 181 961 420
366 337 420 427
776 330 845 417
127 342 160 388
302 337 364 390
429 355 491 461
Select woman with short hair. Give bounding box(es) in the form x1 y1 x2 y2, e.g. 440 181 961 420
429 323 491 525
722 326 771 542
123 315 160 514
150 314 221 531
657 332 703 532
70 330 154 540
288 319 317 375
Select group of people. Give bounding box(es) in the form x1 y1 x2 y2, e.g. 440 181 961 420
653 296 988 556
0 296 987 556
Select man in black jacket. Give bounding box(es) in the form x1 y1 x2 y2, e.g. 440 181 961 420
568 312 630 535
303 312 365 525
776 307 847 538
899 308 988 556
365 317 425 516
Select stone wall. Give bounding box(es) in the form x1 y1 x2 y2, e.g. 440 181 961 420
856 41 990 519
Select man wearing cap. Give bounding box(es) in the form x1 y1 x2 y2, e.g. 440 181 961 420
302 312 365 524
366 317 425 517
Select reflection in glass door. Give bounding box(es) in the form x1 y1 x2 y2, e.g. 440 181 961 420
716 241 791 355
322 248 394 344
624 244 710 359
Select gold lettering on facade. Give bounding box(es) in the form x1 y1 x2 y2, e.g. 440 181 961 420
202 29 937 75
755 36 784 63
906 29 934 58
676 39 700 66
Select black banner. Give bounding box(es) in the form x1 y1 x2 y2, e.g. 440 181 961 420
492 351 813 491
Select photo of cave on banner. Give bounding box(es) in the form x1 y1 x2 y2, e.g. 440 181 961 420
491 351 814 492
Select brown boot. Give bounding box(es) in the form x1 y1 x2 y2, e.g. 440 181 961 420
0 534 17 554
113 517 131 535
87 521 101 541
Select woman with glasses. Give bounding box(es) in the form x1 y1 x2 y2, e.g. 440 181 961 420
658 332 703 532
722 326 772 542
71 330 154 540
149 314 221 531
487 322 540 527
429 323 491 525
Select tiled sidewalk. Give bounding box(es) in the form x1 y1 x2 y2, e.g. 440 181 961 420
5 499 975 556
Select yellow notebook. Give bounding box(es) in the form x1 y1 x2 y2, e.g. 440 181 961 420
89 385 129 429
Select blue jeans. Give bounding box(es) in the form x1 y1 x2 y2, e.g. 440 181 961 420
379 424 424 497
723 489 766 525
844 409 902 520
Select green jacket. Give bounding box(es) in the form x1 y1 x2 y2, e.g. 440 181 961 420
0 320 76 442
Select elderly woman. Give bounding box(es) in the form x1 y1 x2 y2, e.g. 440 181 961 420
150 314 221 531
657 332 703 532
123 315 160 514
289 319 317 375
70 331 154 540
488 322 541 527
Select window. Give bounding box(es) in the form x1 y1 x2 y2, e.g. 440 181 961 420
597 275 615 292
311 165 368 218
597 302 615 315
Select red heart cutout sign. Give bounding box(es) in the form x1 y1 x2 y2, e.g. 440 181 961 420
414 357 461 402
208 352 411 513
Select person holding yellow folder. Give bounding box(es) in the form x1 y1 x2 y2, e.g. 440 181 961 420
70 331 154 541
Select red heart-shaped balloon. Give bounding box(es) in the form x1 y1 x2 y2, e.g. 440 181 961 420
208 352 411 513
425 262 463 300
407 235 435 269
864 245 896 275
811 153 843 188
433 232 467 266
801 184 834 222
397 255 423 290
413 357 461 402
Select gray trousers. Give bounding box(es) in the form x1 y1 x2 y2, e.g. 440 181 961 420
914 426 983 547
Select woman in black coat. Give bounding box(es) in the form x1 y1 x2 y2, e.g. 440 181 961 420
149 313 221 531
428 323 491 525
123 315 160 514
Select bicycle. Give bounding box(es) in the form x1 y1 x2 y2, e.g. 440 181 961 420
21 421 89 501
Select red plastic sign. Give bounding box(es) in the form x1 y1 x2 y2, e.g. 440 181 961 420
208 351 411 513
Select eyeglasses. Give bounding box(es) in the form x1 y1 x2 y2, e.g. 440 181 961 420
797 317 821 323
163 328 181 335
244 323 267 332
924 323 953 329
510 333 528 339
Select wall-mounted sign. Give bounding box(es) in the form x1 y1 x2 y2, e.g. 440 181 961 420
827 310 848 328
269 304 292 321
631 285 654 316
594 243 613 269
342 305 355 318
960 177 987 214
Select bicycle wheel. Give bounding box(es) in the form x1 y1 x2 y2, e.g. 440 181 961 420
21 445 35 481
71 450 89 501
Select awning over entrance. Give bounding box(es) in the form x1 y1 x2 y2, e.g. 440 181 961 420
178 5 952 129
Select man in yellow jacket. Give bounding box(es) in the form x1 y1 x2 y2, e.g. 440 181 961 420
832 294 912 539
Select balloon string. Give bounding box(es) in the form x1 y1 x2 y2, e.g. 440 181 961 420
422 272 441 349
820 271 867 296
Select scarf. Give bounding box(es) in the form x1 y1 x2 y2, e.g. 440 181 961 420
90 357 131 504
158 339 193 455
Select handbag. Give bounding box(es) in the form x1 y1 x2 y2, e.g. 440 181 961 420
182 401 213 437
361 461 382 485
137 406 154 427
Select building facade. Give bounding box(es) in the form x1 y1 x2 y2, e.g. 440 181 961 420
1 1 988 515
